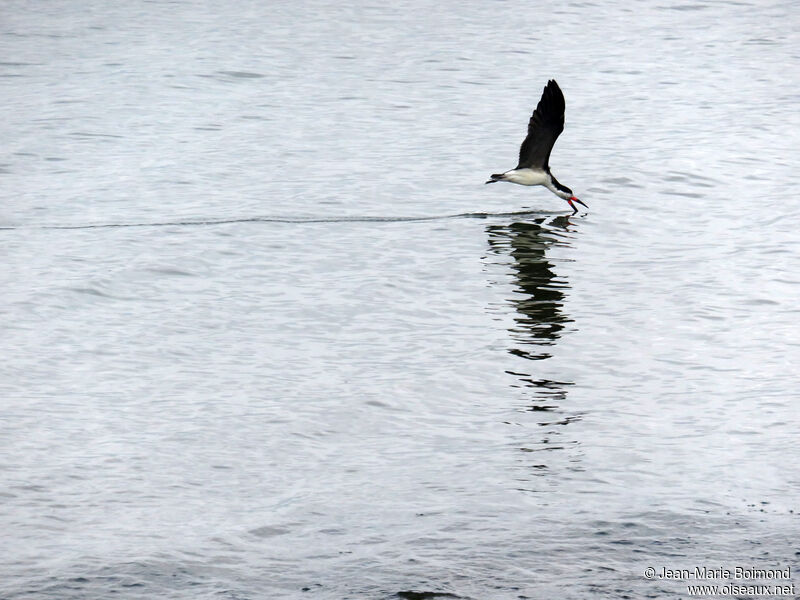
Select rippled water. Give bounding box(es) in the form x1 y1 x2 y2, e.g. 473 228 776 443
2 0 799 598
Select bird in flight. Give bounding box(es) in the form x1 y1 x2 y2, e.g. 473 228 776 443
486 80 586 214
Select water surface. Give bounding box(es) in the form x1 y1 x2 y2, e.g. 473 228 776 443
2 0 799 598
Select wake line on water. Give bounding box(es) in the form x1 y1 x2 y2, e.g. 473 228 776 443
0 210 565 231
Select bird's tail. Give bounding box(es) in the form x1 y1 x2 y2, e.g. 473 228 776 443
485 173 505 184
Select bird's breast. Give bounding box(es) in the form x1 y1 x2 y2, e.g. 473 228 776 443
504 168 549 186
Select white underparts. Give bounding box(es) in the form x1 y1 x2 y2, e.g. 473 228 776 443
502 168 549 186
500 169 571 200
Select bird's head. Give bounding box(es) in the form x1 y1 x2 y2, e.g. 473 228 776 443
551 181 587 213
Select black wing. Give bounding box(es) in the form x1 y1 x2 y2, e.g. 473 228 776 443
515 80 565 170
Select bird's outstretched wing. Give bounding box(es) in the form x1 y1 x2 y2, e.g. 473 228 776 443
516 80 565 170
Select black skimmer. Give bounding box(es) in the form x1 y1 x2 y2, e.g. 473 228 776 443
486 80 586 214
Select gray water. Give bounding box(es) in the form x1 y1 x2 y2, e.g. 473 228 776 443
2 1 799 598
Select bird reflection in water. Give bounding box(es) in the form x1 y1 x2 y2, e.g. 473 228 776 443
486 215 582 469
488 216 573 362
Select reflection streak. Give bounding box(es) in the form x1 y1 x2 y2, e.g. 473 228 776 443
486 215 582 473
